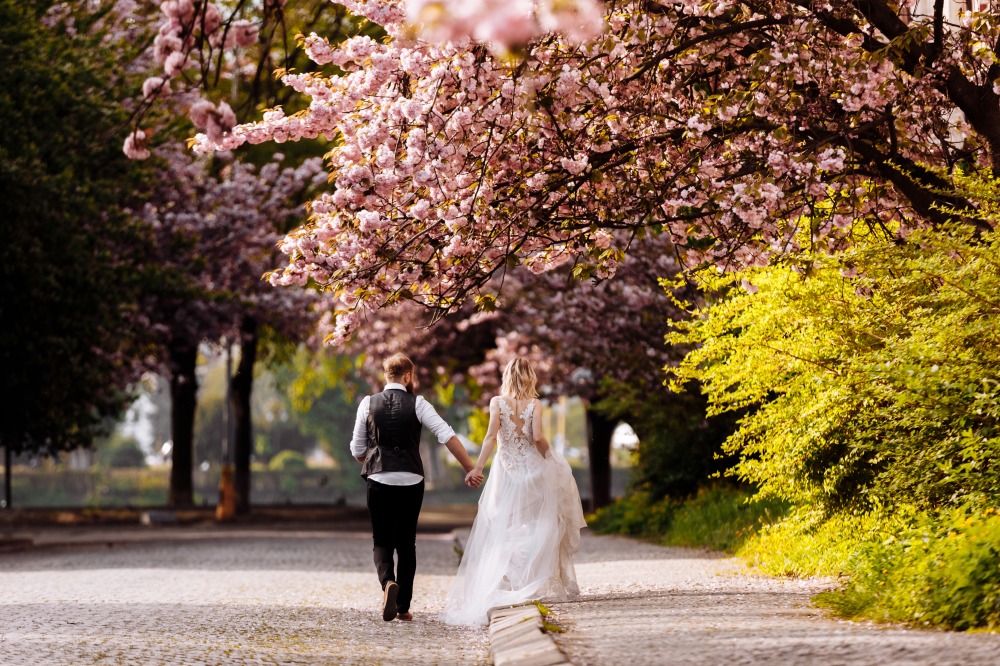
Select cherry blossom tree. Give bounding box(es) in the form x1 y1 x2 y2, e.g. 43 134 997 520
137 144 327 507
156 0 1000 505
125 0 360 158
189 0 1000 349
114 0 345 509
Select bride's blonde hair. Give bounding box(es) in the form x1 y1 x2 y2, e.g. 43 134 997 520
501 357 538 400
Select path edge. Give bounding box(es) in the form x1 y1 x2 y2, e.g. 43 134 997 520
486 603 572 666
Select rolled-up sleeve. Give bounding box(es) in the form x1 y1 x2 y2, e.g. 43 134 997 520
350 396 370 457
415 396 456 443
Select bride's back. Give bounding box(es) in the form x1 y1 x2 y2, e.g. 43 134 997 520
441 357 586 626
495 396 540 470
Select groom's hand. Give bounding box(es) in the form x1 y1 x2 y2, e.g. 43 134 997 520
465 468 484 488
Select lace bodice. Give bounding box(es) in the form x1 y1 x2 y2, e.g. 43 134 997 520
496 398 539 471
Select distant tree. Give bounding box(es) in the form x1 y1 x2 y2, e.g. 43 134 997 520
280 350 377 467
136 145 326 507
97 433 147 469
120 0 346 510
0 1 155 456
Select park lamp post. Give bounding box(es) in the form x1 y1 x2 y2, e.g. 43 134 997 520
3 445 10 510
214 49 241 524
216 338 237 521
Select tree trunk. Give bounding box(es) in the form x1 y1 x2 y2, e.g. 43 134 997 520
231 316 258 515
4 445 11 509
168 341 198 508
586 408 616 511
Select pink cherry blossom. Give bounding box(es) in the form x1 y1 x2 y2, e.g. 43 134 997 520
174 0 1000 345
404 0 605 52
123 129 150 160
188 99 236 143
231 20 259 48
163 50 188 77
142 76 171 100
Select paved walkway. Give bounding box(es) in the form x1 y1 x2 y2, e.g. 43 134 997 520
549 533 1000 665
0 528 488 665
3 525 1000 664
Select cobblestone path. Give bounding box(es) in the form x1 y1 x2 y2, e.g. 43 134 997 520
0 530 488 665
549 533 1000 665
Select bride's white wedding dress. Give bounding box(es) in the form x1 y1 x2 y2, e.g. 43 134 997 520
441 397 587 626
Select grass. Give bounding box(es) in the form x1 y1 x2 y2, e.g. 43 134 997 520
591 488 1000 632
662 486 788 552
532 601 565 633
589 485 788 553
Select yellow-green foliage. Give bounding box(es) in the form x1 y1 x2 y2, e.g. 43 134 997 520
590 486 786 553
738 507 909 578
670 224 1000 515
659 192 1000 629
816 509 1000 630
268 450 309 472
664 486 787 552
739 506 1000 630
866 510 1000 629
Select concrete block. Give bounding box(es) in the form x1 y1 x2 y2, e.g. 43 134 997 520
493 643 565 666
490 621 545 651
488 603 537 623
491 629 550 653
490 609 541 637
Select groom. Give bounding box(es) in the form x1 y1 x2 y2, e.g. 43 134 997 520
351 353 483 621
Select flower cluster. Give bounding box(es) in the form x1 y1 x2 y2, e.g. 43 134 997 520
124 0 269 157
404 0 605 52
466 231 686 401
190 0 1000 344
137 143 330 353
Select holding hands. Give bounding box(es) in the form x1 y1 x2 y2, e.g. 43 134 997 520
465 467 484 488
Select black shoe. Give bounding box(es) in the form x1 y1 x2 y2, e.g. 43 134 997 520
382 581 399 621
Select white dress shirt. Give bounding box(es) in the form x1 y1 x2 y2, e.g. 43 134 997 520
351 383 457 485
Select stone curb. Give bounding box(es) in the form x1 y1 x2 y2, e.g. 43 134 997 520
451 528 572 666
486 603 572 666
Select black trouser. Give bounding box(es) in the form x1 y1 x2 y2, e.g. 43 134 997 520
365 478 424 613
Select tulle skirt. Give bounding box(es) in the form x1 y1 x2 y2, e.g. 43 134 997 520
440 448 587 626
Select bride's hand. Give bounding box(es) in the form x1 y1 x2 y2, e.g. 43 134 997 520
465 468 484 488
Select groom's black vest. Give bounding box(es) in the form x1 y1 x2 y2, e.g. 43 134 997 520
360 389 425 479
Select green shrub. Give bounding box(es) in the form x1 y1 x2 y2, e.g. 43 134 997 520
590 486 787 553
96 433 146 469
268 450 308 472
815 510 1000 630
589 491 674 538
669 223 1000 516
664 486 787 552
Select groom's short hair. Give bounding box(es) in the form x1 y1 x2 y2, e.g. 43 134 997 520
383 353 415 381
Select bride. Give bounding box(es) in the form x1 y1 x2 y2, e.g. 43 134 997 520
441 358 587 626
